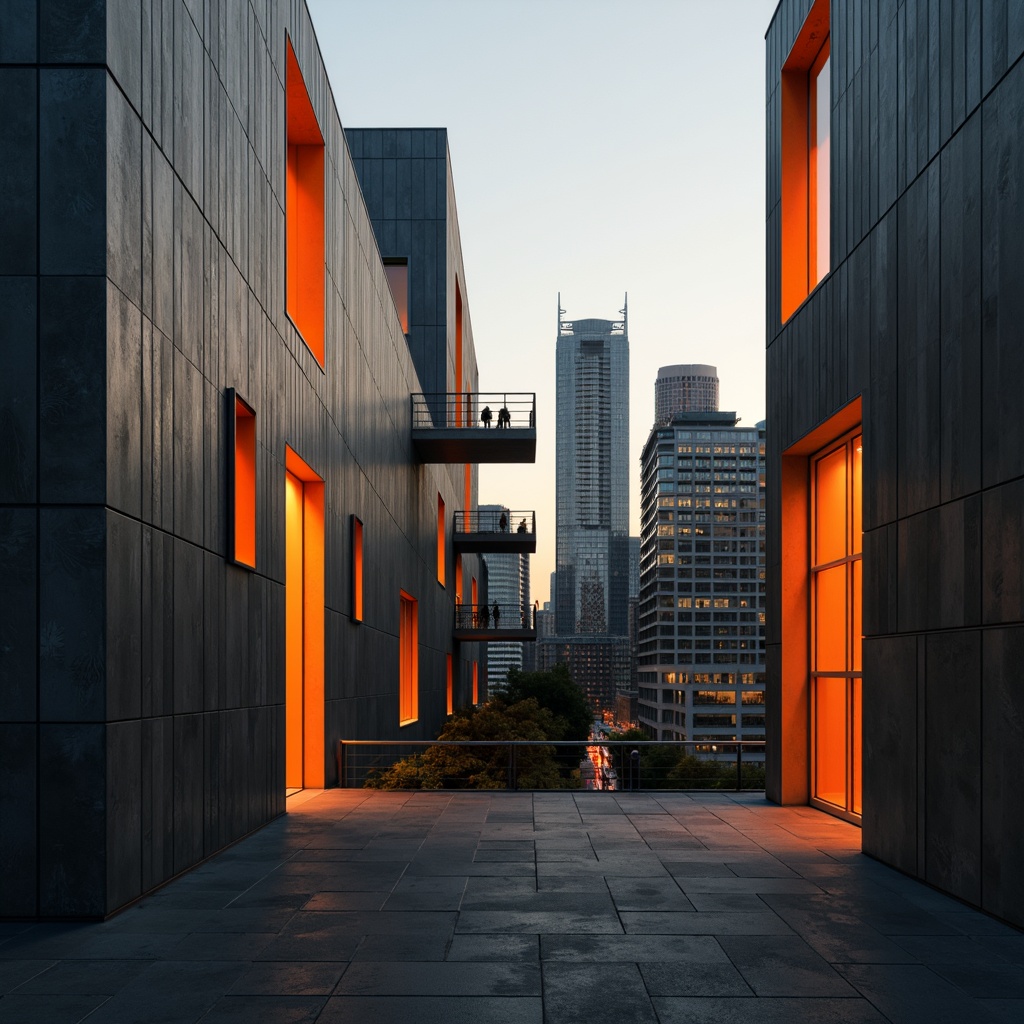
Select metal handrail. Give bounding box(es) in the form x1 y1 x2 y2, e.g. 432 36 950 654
453 510 535 534
336 738 767 792
411 392 536 430
455 602 535 630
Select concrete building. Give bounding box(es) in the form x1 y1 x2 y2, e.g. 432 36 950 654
654 364 720 423
0 1 536 919
766 0 1024 928
637 409 766 756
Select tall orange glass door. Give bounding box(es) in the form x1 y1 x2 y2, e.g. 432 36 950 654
285 448 324 792
810 432 861 820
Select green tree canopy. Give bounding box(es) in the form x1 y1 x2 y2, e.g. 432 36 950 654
503 664 593 741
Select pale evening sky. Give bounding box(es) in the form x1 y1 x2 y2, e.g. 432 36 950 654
307 0 778 605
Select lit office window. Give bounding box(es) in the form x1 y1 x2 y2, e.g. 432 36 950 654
399 591 419 725
230 393 256 568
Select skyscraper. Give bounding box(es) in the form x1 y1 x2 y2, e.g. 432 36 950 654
554 298 630 637
654 364 720 423
543 298 630 715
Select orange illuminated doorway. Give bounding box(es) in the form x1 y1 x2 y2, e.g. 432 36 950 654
810 431 861 820
285 447 324 792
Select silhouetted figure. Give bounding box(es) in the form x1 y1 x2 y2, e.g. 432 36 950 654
480 405 492 428
517 518 527 533
497 405 511 428
492 602 500 627
480 603 490 628
499 512 508 532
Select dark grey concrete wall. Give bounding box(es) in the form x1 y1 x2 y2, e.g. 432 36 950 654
0 0 483 918
766 0 1024 927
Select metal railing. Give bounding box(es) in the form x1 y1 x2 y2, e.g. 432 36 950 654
337 739 766 791
411 393 536 430
453 510 535 535
455 602 536 631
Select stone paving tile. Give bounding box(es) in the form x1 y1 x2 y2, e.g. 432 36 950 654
228 961 345 995
199 994 327 1022
717 934 857 996
542 962 658 1024
652 996 890 1022
446 934 540 961
836 963 1008 1024
335 961 541 996
541 933 729 963
317 995 543 1023
605 876 695 912
2 791 1022 1023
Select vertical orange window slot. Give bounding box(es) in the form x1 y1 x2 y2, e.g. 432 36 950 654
231 393 256 568
285 35 325 366
455 554 463 603
284 446 324 790
780 0 829 322
455 281 464 424
437 493 446 586
399 591 419 725
472 661 478 704
471 576 478 621
383 259 409 334
446 653 453 715
463 464 472 531
352 516 363 623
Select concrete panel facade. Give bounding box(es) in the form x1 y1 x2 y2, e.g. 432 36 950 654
766 0 1024 927
0 1 486 918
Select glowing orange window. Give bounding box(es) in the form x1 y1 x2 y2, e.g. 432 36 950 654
399 591 419 725
472 660 478 704
810 431 862 818
455 554 463 603
230 393 256 568
437 493 446 586
446 653 453 715
352 516 363 623
781 0 830 322
285 36 325 366
383 259 408 334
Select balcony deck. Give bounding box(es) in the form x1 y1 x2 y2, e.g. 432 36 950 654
411 392 537 463
454 603 537 642
1 791 1019 1022
453 510 537 554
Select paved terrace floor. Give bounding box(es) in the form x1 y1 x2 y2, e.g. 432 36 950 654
1 791 1023 1024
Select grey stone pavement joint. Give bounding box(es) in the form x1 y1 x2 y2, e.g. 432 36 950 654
1 791 1022 1023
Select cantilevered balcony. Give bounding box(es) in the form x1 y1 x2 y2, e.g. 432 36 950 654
454 602 537 642
411 393 536 463
453 510 536 554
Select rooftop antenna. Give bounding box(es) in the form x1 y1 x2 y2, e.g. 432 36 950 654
620 293 628 332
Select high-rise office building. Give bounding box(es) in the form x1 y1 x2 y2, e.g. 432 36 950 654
554 299 630 636
480 505 530 693
636 407 766 757
655 364 719 423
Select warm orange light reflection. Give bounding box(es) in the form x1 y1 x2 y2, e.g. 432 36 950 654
472 661 478 704
399 591 418 725
384 260 409 333
463 465 472 531
437 493 446 586
285 447 324 790
446 653 453 715
233 397 256 567
810 426 861 818
285 36 325 366
455 554 463 604
352 516 363 622
455 282 464 424
780 0 829 322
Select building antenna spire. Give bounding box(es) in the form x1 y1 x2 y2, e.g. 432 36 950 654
620 293 628 332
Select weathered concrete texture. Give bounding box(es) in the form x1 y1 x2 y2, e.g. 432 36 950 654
1 792 1020 1024
2 0 487 919
766 0 1024 929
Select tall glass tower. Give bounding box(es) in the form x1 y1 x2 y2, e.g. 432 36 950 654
554 297 630 637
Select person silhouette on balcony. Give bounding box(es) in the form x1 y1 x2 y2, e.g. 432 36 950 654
497 405 511 428
480 405 492 428
480 603 490 628
517 518 527 534
499 512 508 533
492 602 500 628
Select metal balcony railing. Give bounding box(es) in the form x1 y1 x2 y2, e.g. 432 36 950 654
336 739 766 791
410 393 537 463
453 602 537 641
452 510 536 553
